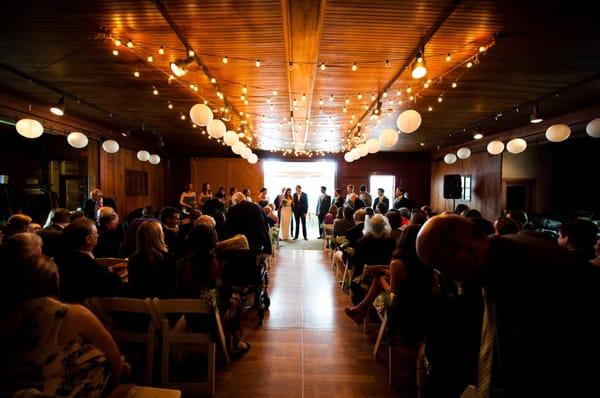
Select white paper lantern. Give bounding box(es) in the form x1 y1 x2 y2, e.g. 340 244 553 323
240 146 252 159
379 128 399 147
456 147 471 159
232 141 245 155
102 140 120 153
248 153 258 164
137 150 150 161
67 132 88 148
444 153 457 164
586 118 600 138
487 140 505 155
357 143 368 157
207 119 226 139
545 124 571 142
366 138 380 153
15 118 43 139
223 130 239 146
344 152 354 162
349 148 359 160
149 154 161 164
189 104 213 126
506 138 527 154
396 109 422 133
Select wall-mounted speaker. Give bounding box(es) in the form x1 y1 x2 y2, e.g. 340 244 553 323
443 174 462 199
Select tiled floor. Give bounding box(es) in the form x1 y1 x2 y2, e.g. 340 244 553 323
214 249 411 398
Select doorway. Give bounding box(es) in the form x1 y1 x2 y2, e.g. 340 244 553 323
263 160 337 239
503 179 535 214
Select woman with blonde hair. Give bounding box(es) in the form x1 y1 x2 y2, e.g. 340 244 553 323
128 221 178 298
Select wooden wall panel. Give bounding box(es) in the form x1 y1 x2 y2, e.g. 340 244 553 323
99 148 165 217
430 151 502 221
190 158 264 200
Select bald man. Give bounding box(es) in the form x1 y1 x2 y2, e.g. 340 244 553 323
416 214 600 396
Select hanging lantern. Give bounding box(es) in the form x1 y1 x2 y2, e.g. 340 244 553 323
67 132 88 148
15 118 44 139
189 104 213 126
207 119 226 139
506 138 527 154
444 153 457 164
357 143 368 157
240 146 252 159
349 148 359 160
396 109 422 133
232 141 245 155
487 140 504 155
456 147 471 159
379 128 399 147
102 140 120 153
137 150 150 161
545 124 571 142
149 154 161 165
223 130 239 146
366 137 380 153
344 152 354 162
248 153 258 164
585 118 600 138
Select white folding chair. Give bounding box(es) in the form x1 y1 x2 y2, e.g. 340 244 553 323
90 297 156 385
323 223 334 251
149 298 217 395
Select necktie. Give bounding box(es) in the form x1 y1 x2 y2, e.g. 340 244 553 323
477 288 495 398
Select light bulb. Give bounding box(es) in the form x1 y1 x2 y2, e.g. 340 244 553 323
302 93 306 101
428 106 433 112
210 77 216 84
424 82 430 88
385 59 390 68
133 71 140 77
180 114 186 120
158 46 165 55
329 94 334 102
319 98 323 105
168 102 173 109
438 97 443 103
452 82 457 88
382 92 388 98
114 39 121 46
446 53 451 62
320 62 326 71
345 97 350 104
352 62 357 71
479 46 485 52
112 49 119 56
357 93 362 100
473 133 483 140
272 90 278 96
127 40 134 48
242 85 247 94
147 56 153 63
411 54 427 79
153 88 159 95
222 56 228 64
343 107 347 113
255 59 261 67
188 50 195 57
466 61 473 68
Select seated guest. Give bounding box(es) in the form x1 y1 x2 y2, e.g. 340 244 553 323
353 214 396 278
0 255 125 396
28 223 42 233
469 217 495 236
409 209 427 225
421 205 433 218
346 209 366 247
365 207 374 217
1 232 43 260
202 192 226 236
398 207 411 227
324 205 337 224
375 201 388 214
263 206 278 228
349 193 366 210
4 214 32 237
386 210 403 243
334 207 344 223
55 218 123 302
69 210 85 222
42 208 71 231
242 188 252 202
119 206 159 258
333 207 355 237
223 192 271 255
93 207 124 258
493 215 520 236
180 208 202 244
257 187 269 207
557 218 599 261
38 208 71 258
373 188 389 214
454 203 469 215
416 214 600 396
83 188 117 221
506 209 531 229
464 209 481 218
160 207 181 255
128 221 177 298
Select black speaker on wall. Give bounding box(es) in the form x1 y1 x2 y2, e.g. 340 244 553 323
443 174 462 199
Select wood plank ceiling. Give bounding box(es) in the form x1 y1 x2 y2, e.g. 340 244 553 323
0 0 598 156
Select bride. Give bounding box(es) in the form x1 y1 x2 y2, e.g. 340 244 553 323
280 188 293 240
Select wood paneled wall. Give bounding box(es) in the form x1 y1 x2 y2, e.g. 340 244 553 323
430 151 502 220
190 158 264 200
99 147 165 217
336 152 430 208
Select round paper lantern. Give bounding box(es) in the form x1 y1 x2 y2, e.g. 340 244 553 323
506 138 527 154
366 138 380 153
248 154 258 164
137 150 150 161
444 153 457 164
189 104 213 126
379 128 399 147
223 130 239 146
207 119 226 139
240 146 252 159
357 143 368 157
232 141 245 155
456 147 471 159
102 139 119 153
545 124 571 142
149 154 161 165
67 132 88 148
15 118 43 139
586 118 600 138
396 109 422 133
487 140 505 155
349 148 359 160
344 152 354 162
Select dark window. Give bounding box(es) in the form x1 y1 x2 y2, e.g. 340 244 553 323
461 175 472 202
125 170 148 196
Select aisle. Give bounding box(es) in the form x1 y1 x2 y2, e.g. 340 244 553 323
215 249 408 398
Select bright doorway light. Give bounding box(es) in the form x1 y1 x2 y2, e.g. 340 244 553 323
369 174 395 200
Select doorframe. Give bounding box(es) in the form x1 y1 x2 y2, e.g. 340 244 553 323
501 178 536 214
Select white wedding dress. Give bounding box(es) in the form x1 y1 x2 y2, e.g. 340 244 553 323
280 198 292 240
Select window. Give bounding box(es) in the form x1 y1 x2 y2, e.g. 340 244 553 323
461 175 472 201
125 170 148 196
369 175 395 200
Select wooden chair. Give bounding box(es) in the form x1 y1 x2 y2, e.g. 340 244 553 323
95 257 128 280
149 298 217 395
322 223 334 251
90 297 156 385
372 292 395 359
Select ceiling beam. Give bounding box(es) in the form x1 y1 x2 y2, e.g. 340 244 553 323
280 0 327 150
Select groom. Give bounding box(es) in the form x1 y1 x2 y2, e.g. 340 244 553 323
293 185 308 240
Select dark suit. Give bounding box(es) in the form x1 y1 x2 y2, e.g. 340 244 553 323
316 193 332 238
223 200 272 255
334 195 344 208
293 192 308 239
83 197 117 220
37 224 64 258
373 195 390 213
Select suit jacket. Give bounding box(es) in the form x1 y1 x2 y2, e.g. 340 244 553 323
83 197 117 220
293 192 308 215
334 196 344 208
316 194 332 217
223 200 272 255
373 196 390 213
37 226 63 258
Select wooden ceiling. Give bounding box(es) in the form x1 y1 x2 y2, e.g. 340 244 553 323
0 0 599 155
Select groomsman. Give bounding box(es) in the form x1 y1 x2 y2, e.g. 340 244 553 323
373 188 389 213
316 186 332 239
293 185 309 240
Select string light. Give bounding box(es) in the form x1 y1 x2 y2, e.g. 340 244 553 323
385 60 390 68
445 53 451 62
319 98 323 105
210 77 216 84
152 87 158 95
133 70 140 77
272 90 278 96
329 94 334 102
438 96 443 103
302 93 306 101
452 82 457 88
158 46 165 55
126 40 134 48
112 49 119 56
242 85 248 94
255 59 261 67
406 87 412 93
479 46 486 53
147 56 153 63
180 113 186 120
114 39 121 46
357 93 363 100
473 133 483 140
320 62 326 71
345 97 350 105
352 62 358 71
466 61 473 68
168 102 173 109
222 56 228 64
